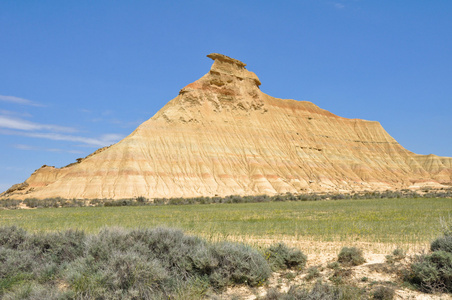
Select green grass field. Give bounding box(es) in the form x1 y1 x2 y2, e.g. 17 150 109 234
1 198 451 248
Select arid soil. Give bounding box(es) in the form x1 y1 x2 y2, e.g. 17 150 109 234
218 239 451 299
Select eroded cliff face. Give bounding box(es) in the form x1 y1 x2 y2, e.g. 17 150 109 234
2 54 451 199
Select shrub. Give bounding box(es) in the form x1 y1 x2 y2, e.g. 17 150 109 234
329 268 353 285
327 261 340 270
81 227 270 294
21 229 85 264
305 266 321 281
3 188 452 210
136 196 147 203
283 272 296 281
405 218 452 293
127 227 271 289
65 251 168 298
0 226 272 298
392 248 405 258
0 226 27 249
431 236 452 253
210 242 271 288
262 281 366 300
406 250 452 293
89 198 102 206
0 199 22 209
440 217 452 237
385 248 406 264
1 282 73 300
103 199 136 206
337 247 366 266
372 285 395 300
265 243 307 271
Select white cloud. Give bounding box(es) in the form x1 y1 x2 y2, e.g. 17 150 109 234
110 118 144 128
13 144 36 151
0 129 124 147
101 110 113 116
98 133 125 144
0 95 44 107
0 115 77 133
3 166 27 171
0 110 32 118
0 109 125 148
13 144 84 154
334 3 345 9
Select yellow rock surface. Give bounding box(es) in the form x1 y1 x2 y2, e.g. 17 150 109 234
2 54 451 199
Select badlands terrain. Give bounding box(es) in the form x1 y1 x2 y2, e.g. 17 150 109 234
2 53 451 200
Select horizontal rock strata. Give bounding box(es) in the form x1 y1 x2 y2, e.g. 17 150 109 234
2 53 451 199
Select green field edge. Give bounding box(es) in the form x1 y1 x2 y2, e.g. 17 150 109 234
1 188 452 209
1 198 451 250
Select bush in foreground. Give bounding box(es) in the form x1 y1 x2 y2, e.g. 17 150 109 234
0 226 271 299
262 281 366 300
430 235 452 253
337 247 366 267
265 243 307 271
405 220 452 293
405 251 452 293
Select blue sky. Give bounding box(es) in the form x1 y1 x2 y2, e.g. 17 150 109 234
1 1 451 192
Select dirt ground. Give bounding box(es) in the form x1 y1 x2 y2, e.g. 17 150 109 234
213 239 452 299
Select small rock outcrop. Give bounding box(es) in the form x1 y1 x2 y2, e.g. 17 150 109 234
2 54 451 200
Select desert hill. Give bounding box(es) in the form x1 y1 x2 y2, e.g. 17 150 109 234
2 53 451 200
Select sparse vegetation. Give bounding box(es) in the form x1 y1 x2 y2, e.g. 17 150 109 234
371 285 395 300
1 198 452 298
0 199 452 299
2 188 452 209
385 248 405 264
0 199 22 209
329 267 353 285
405 250 452 293
305 266 321 281
404 219 452 293
327 261 341 270
262 281 366 299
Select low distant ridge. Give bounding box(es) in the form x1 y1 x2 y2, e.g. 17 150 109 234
2 53 451 199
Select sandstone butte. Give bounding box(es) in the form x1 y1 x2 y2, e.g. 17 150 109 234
2 53 452 200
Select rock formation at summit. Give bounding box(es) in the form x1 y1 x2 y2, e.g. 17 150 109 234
2 54 452 200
